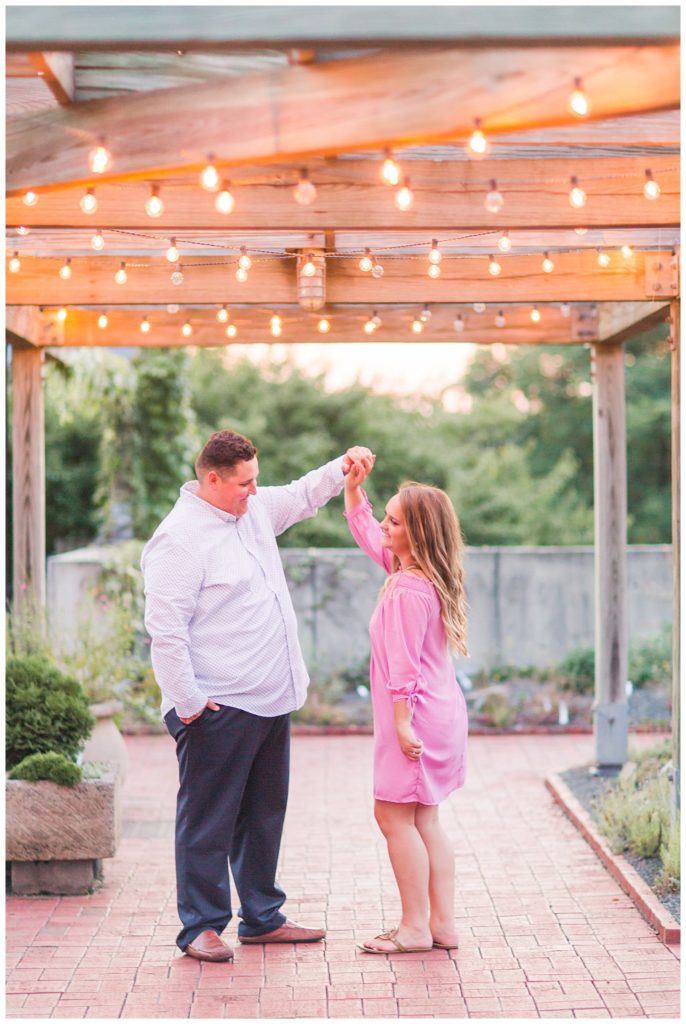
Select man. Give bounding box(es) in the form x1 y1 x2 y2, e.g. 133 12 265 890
141 430 374 962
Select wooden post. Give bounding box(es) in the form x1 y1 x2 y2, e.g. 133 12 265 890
591 342 628 767
670 300 680 812
11 345 46 611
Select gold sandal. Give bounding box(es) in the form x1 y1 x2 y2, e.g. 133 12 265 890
358 928 433 954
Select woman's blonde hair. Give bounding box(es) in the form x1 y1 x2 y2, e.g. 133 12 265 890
383 482 469 656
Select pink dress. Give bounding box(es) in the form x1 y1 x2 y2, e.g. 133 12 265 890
345 494 468 804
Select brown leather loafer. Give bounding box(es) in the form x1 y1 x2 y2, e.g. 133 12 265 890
239 919 325 944
185 929 234 962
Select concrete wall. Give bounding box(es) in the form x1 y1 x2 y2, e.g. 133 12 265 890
48 545 673 675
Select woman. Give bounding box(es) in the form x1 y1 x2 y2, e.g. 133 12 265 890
344 462 468 954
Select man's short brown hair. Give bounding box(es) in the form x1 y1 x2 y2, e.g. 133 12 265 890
195 430 257 478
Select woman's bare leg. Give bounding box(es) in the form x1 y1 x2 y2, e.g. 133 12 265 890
414 803 459 946
362 800 432 951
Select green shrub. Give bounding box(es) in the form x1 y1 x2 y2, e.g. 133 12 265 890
6 655 94 769
657 813 680 892
557 646 595 694
10 751 83 786
625 777 666 857
629 623 672 688
480 692 516 729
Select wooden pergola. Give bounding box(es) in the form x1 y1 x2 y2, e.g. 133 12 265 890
5 6 680 779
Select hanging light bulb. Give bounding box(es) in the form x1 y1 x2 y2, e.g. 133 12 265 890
530 306 541 323
165 238 179 263
215 182 235 214
238 247 252 271
429 239 442 264
91 229 105 251
495 310 506 328
395 178 414 211
182 321 193 337
381 149 401 186
140 316 151 334
597 249 610 268
428 263 441 279
293 168 317 205
466 118 489 158
270 313 282 337
114 261 127 284
542 252 555 274
371 310 383 328
453 314 465 333
216 305 229 323
145 185 164 218
56 307 68 322
80 188 98 214
302 253 317 278
419 305 432 324
371 257 384 279
88 140 112 174
643 169 661 200
200 157 220 192
171 262 184 285
574 227 588 235
473 302 486 314
359 249 373 273
58 258 72 280
363 314 377 335
236 266 249 283
488 255 502 276
568 77 590 117
97 312 108 329
411 317 423 334
16 226 30 236
498 231 512 253
621 244 634 258
167 304 180 314
23 190 38 207
9 252 21 273
560 303 571 317
226 323 238 338
317 317 331 333
485 180 504 214
569 176 587 209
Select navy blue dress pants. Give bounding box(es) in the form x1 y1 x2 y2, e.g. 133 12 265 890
164 703 290 950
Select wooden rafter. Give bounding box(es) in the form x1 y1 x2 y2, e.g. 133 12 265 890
5 305 63 348
28 52 75 105
6 44 680 193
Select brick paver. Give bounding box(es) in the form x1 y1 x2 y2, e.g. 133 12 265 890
7 731 680 1018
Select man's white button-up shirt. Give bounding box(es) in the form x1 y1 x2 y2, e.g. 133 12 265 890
141 457 345 720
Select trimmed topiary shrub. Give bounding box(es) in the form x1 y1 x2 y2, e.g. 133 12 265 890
6 655 95 769
9 751 83 787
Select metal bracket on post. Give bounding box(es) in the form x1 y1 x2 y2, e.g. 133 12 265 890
571 303 599 342
592 701 629 769
644 253 679 299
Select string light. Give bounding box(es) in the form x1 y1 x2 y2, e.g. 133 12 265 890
270 313 282 337
165 238 179 263
560 303 571 317
495 310 506 328
171 262 184 285
145 185 164 218
226 323 238 338
574 227 588 235
542 252 555 273
97 312 108 329
371 257 384 279
395 178 414 211
359 249 373 273
167 304 180 314
381 149 401 186
216 305 229 323
473 302 486 313
88 140 112 174
498 231 512 253
114 261 127 284
182 321 193 337
597 249 610 267
419 305 432 324
23 190 38 207
569 176 587 209
16 226 30 236
293 168 317 205
9 252 21 273
568 77 590 117
371 311 383 328
643 169 661 200
317 317 331 333
429 239 442 265
80 188 98 214
428 262 441 279
215 182 235 214
621 244 634 258
411 317 423 334
488 255 502 276
466 118 489 158
238 247 252 271
302 253 317 277
530 306 541 323
140 316 151 334
363 313 377 335
58 258 72 280
56 307 68 322
484 179 504 214
200 158 220 192
453 314 465 333
91 229 105 251
236 266 249 283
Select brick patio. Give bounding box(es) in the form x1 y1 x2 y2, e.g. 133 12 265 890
6 731 680 1019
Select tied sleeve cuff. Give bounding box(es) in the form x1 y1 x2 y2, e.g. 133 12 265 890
388 677 423 711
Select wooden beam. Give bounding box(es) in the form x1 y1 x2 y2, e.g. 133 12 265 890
591 341 628 767
28 52 75 105
6 6 680 50
11 346 46 609
41 304 580 347
5 305 64 348
6 155 679 230
6 44 680 193
670 299 680 812
6 251 675 306
597 300 671 342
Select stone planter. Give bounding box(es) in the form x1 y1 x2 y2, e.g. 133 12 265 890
6 768 122 895
81 699 129 783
